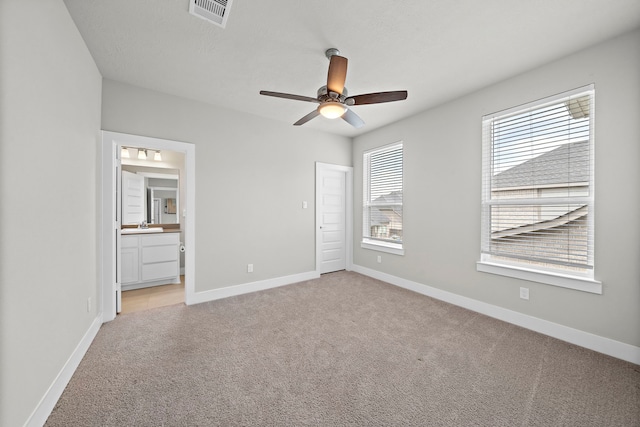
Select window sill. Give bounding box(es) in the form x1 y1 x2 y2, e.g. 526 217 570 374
361 240 404 256
476 261 602 294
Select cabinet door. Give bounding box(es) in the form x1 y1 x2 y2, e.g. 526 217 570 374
121 247 139 284
141 261 179 282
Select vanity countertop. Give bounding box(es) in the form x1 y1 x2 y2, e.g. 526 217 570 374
121 227 181 235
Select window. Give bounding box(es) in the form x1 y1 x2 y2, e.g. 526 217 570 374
362 142 404 255
478 85 601 293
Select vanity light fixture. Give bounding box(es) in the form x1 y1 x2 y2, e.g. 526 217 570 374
138 149 147 160
154 150 162 161
121 147 130 158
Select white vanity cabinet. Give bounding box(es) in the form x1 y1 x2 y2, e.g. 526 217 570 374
120 236 140 284
121 232 180 290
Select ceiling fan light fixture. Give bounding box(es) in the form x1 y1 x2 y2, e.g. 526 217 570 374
318 102 347 119
259 49 407 128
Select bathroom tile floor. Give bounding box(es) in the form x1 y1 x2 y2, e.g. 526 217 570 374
121 276 185 314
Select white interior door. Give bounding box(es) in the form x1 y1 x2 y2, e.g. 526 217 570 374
121 170 145 225
316 164 351 274
115 156 122 313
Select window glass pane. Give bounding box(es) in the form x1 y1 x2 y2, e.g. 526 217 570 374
366 205 403 242
481 86 594 276
489 204 589 268
492 140 590 198
369 147 403 201
364 143 403 246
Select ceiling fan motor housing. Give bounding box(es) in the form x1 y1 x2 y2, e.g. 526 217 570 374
325 48 341 59
317 85 348 101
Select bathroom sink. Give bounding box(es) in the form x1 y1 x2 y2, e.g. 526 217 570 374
121 228 163 234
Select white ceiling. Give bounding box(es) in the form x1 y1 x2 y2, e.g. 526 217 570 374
63 0 640 137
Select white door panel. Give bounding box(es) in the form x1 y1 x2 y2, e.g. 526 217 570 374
316 166 347 274
322 249 343 263
122 170 145 225
323 212 342 226
323 231 342 243
115 159 122 313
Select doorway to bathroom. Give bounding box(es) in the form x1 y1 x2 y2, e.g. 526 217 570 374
101 131 196 322
119 150 185 313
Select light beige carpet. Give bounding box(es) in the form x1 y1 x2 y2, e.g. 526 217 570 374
46 271 640 426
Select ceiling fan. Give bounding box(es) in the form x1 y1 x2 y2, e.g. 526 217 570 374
259 48 408 129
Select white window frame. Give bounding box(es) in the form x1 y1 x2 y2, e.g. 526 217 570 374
477 85 602 294
362 141 404 256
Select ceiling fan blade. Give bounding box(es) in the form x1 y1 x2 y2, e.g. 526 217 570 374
294 110 320 126
342 108 365 129
346 90 408 105
260 91 319 103
327 55 348 95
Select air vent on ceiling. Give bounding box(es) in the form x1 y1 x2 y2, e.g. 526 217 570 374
189 0 233 28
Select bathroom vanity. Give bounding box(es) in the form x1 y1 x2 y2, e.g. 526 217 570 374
120 230 180 290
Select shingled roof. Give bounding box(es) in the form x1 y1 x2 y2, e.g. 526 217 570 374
370 191 402 226
493 140 589 190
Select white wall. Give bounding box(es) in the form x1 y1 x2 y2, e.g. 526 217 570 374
0 1 102 425
353 29 640 349
101 79 352 291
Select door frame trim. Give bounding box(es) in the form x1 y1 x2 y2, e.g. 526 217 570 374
315 162 353 274
100 131 196 322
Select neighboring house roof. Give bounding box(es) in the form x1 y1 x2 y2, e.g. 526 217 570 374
490 212 589 267
373 190 403 205
370 191 402 227
493 140 589 190
492 205 587 239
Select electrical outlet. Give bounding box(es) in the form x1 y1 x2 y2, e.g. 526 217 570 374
247 264 253 273
520 287 529 300
377 255 382 263
87 297 92 312
302 201 308 209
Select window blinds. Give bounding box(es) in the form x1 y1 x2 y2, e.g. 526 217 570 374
481 85 594 273
363 142 403 244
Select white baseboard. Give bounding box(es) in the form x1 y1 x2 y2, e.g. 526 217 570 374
187 271 320 305
26 314 103 427
352 264 640 365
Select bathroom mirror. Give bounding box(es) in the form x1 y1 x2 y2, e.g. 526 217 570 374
121 166 180 225
147 186 178 224
144 174 179 225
